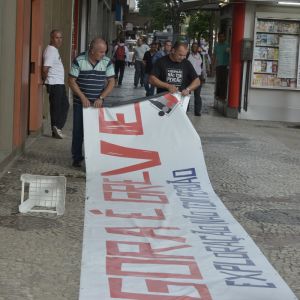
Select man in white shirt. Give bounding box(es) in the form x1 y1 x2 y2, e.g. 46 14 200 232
42 29 69 138
132 38 149 88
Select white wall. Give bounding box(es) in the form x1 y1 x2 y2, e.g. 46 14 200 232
239 4 300 122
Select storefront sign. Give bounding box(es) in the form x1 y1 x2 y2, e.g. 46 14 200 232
79 93 297 300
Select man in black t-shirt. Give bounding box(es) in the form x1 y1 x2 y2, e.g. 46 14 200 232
149 41 200 97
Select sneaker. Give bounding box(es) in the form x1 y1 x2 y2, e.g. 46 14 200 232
52 126 64 139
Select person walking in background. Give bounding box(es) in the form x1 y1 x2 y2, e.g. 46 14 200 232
199 40 211 83
212 32 230 101
156 42 162 52
188 42 203 116
132 38 149 88
113 38 129 86
152 40 172 65
143 42 158 96
68 38 115 168
149 41 200 96
42 29 69 139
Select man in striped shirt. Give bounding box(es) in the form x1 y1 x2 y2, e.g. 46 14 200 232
68 38 115 168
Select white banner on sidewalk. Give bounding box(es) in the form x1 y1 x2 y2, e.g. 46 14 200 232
80 93 297 300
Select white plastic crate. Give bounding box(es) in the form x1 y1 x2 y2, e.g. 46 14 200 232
19 174 66 216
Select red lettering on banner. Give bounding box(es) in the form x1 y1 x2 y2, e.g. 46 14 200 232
107 257 202 279
107 241 193 259
103 171 152 185
109 278 212 300
103 171 168 203
164 93 179 107
104 191 168 204
101 141 161 176
89 209 103 215
104 182 164 194
106 227 186 243
106 209 165 220
99 103 143 135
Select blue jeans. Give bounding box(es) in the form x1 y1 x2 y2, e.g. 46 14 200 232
71 102 84 162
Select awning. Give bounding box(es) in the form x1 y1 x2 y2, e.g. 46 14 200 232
180 0 300 11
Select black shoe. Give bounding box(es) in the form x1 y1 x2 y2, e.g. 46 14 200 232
194 112 201 116
72 160 82 168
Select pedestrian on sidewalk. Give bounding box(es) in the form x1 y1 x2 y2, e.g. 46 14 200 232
68 38 115 168
143 42 158 96
149 41 200 97
188 42 203 116
112 38 129 86
132 38 149 88
212 32 230 101
152 40 172 65
42 29 69 139
199 39 212 82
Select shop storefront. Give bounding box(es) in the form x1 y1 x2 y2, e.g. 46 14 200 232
241 4 300 122
216 1 300 122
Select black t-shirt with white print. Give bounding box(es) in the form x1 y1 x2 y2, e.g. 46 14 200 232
151 55 198 94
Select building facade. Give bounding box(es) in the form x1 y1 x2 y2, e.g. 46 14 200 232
0 0 131 170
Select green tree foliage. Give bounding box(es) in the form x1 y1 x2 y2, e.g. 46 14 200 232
137 0 184 33
187 11 212 41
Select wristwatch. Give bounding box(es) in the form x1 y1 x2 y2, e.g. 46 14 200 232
99 96 104 101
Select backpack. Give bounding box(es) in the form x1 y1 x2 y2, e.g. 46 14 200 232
115 45 126 61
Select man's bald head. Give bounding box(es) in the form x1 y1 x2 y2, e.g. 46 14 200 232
50 29 63 48
89 38 107 51
88 38 107 62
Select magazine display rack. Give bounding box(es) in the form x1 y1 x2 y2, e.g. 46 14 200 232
252 17 300 90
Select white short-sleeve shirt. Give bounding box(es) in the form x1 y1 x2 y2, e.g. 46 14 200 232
134 44 150 61
188 53 202 76
43 45 65 84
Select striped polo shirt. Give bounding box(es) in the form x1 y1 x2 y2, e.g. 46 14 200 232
69 52 115 103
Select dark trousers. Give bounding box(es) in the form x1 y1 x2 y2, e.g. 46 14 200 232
144 73 154 96
215 65 228 100
47 84 69 130
114 60 126 85
194 82 202 114
71 102 84 162
134 60 145 87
